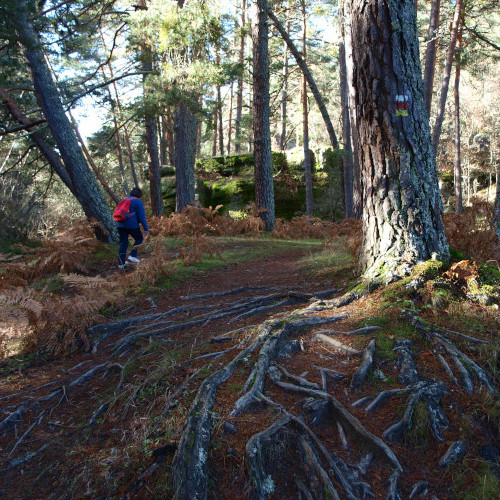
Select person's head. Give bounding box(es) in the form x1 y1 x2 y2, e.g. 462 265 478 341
130 187 143 198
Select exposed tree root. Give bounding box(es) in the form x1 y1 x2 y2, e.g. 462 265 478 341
350 339 376 390
316 333 361 355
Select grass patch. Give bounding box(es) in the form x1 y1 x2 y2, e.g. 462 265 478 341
451 459 500 499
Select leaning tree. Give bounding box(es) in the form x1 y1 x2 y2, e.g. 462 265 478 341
345 0 449 280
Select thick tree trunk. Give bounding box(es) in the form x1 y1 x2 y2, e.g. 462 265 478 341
234 0 247 154
339 38 354 219
139 0 164 217
301 1 313 216
251 0 275 231
343 0 362 218
423 0 441 117
14 1 117 242
269 9 339 150
432 0 463 157
174 103 197 213
454 52 462 214
346 0 449 279
166 109 175 166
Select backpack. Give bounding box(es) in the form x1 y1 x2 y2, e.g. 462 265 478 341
113 197 137 222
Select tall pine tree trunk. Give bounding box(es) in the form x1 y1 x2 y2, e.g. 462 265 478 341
235 0 247 154
339 36 354 219
423 0 441 117
174 104 197 213
301 1 313 216
227 83 234 154
346 0 449 279
343 0 362 218
432 0 463 157
280 14 290 151
251 0 275 231
454 48 462 214
14 1 117 242
495 164 500 240
139 0 164 216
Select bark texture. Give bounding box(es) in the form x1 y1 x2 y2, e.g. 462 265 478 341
14 1 118 242
174 103 197 213
454 51 462 214
347 0 449 278
251 0 275 231
234 0 247 154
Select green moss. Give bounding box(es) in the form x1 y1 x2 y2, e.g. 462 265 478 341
412 259 445 279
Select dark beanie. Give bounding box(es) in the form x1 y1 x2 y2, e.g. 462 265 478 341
130 187 143 198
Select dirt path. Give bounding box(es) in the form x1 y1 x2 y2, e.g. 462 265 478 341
0 249 498 499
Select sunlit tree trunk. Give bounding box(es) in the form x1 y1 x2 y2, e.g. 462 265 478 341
227 83 234 154
301 0 313 216
14 1 118 242
339 33 354 219
432 0 463 157
494 164 500 240
346 0 449 279
251 0 275 231
235 0 247 153
343 0 362 218
454 49 462 214
423 0 441 117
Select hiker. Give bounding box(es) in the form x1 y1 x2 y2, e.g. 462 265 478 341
115 187 149 268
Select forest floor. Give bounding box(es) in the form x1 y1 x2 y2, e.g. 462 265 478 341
0 235 499 499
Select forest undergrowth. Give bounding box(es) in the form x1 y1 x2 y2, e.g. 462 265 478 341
0 203 499 499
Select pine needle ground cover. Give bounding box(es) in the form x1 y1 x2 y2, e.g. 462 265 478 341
0 211 499 499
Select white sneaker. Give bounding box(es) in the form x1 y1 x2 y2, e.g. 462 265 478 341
127 256 140 263
118 262 128 269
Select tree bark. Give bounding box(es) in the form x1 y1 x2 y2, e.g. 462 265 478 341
139 0 164 217
339 37 354 219
234 0 247 154
251 0 275 231
227 83 234 154
454 50 462 214
423 0 441 117
301 0 313 216
14 1 118 242
174 103 197 213
495 164 500 240
269 9 339 150
280 11 290 151
343 0 362 218
346 0 449 278
431 0 463 157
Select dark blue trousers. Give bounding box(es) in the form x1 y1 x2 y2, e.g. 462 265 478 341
118 227 143 265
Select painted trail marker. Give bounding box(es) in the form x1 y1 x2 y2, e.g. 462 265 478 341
396 95 409 116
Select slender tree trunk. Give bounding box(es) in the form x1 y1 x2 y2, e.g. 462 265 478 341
235 0 247 153
227 83 234 154
280 15 290 151
103 70 129 196
339 37 354 219
454 51 462 214
218 86 224 156
251 0 275 231
212 97 218 157
160 116 168 166
432 0 463 157
100 29 140 189
269 9 339 150
14 1 117 242
346 0 449 278
494 164 500 240
343 0 362 218
174 104 197 213
68 111 120 204
423 0 441 117
166 109 175 166
301 1 313 216
139 0 164 216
